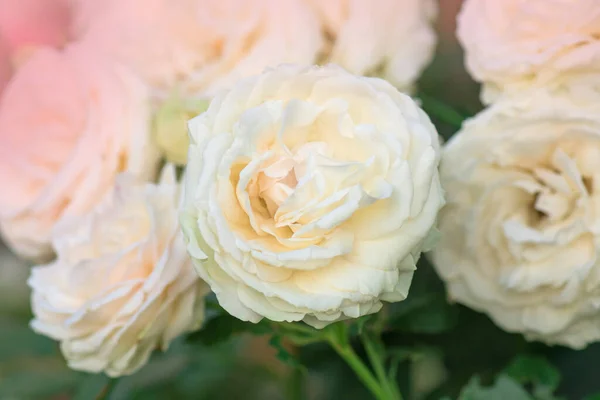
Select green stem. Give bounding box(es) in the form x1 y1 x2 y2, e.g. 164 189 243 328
328 338 387 400
286 364 305 400
95 378 116 400
363 335 402 400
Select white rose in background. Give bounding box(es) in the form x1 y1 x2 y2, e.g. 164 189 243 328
0 45 158 261
181 65 444 328
457 0 600 103
73 0 437 102
74 0 323 99
307 0 438 93
29 166 208 377
431 83 600 349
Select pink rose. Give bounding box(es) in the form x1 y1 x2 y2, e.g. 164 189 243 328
0 44 158 261
0 0 72 53
0 0 80 95
74 0 323 98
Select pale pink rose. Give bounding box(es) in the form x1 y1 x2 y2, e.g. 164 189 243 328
458 0 600 103
0 0 81 96
306 0 438 93
0 44 158 261
74 0 323 98
0 0 72 52
29 167 208 376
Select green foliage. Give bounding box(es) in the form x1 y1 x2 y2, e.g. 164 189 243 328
449 355 564 400
0 361 79 399
388 292 459 334
504 355 561 400
186 312 270 346
268 334 304 370
0 317 80 399
73 374 113 400
458 375 532 400
387 259 459 335
106 338 281 400
416 92 469 129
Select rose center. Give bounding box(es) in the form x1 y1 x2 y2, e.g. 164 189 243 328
529 149 591 223
257 156 299 217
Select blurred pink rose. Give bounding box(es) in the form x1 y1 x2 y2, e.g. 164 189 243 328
0 0 79 95
0 0 71 53
0 36 11 94
74 0 323 98
0 45 158 261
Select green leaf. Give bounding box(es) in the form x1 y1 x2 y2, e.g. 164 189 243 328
388 292 459 334
582 395 600 400
416 93 468 128
268 335 305 372
73 374 114 400
186 314 269 345
458 375 533 400
504 355 560 400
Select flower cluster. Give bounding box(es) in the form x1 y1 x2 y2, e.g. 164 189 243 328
0 0 439 377
432 0 600 348
6 0 600 385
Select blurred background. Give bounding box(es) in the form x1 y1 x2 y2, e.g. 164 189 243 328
1 1 600 399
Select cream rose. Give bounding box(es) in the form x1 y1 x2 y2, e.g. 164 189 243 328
29 167 208 377
74 0 323 99
0 45 158 261
431 83 600 349
181 65 444 328
308 0 438 93
457 0 600 103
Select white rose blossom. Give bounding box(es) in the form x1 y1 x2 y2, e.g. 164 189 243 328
457 0 600 103
431 83 600 348
29 166 208 376
307 0 438 93
181 65 444 328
